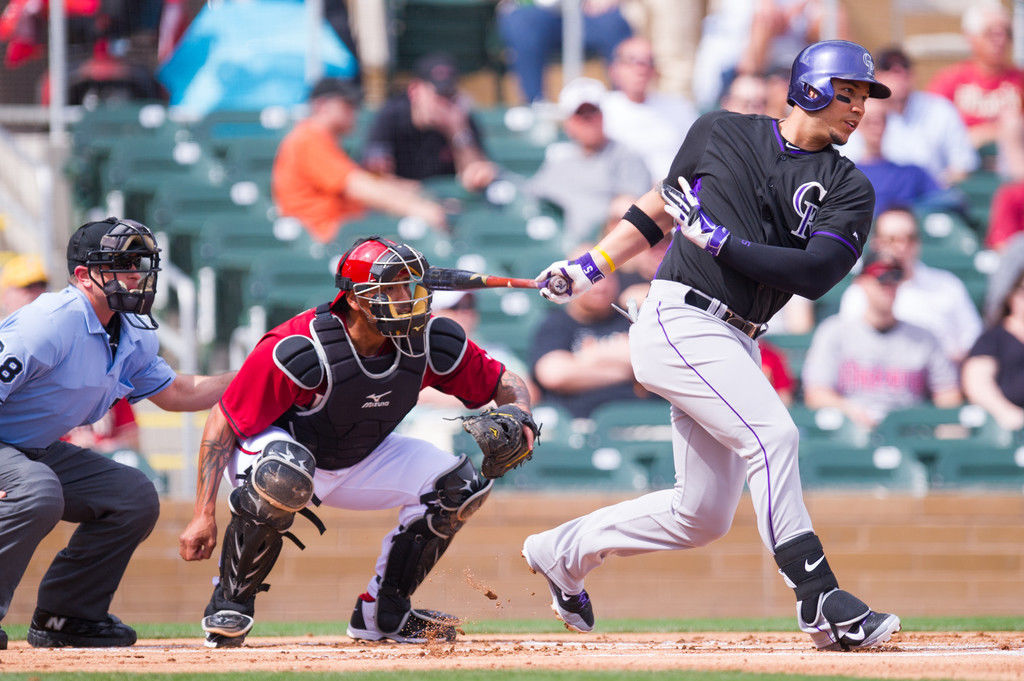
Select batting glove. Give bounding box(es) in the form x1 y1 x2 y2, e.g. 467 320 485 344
661 177 730 257
536 252 605 303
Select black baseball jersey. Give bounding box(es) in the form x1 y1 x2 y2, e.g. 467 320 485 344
656 110 875 324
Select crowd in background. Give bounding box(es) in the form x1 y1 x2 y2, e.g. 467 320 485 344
4 0 1024 440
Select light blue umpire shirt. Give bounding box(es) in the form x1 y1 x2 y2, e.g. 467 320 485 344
0 285 176 448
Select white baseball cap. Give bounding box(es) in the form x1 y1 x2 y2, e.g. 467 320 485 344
557 77 607 119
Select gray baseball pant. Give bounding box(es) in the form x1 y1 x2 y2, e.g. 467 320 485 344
0 441 159 622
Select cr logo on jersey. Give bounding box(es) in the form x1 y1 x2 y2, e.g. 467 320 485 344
791 181 828 239
362 390 392 408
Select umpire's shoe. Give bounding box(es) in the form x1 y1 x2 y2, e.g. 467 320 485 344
202 610 254 648
798 589 901 651
346 593 459 643
27 608 137 648
522 537 594 633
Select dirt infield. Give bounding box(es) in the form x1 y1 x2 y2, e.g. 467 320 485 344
3 631 1023 679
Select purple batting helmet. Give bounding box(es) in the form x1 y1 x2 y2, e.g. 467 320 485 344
787 40 891 112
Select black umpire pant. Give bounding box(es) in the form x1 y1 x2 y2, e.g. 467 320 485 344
0 441 159 622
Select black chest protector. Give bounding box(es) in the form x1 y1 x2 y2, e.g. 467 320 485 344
275 304 426 470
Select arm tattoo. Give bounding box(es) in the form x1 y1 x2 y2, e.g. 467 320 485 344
196 427 236 509
494 370 531 411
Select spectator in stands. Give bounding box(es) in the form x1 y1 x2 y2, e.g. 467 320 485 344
855 102 943 216
617 0 703 98
804 251 962 430
362 53 497 192
272 77 447 244
720 72 769 115
763 64 793 120
962 268 1024 431
601 36 697 179
0 254 48 319
496 0 633 104
986 181 1024 250
839 206 982 364
759 340 795 406
692 0 846 112
530 245 658 418
524 77 651 248
847 47 978 188
928 2 1024 153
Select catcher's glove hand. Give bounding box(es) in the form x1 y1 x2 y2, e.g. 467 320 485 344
459 405 540 479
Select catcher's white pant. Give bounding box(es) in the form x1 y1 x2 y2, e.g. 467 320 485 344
227 427 460 598
527 280 814 594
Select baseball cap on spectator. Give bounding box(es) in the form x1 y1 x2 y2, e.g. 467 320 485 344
432 290 476 311
876 47 912 72
309 77 363 105
414 53 460 99
558 77 607 119
1 254 48 290
859 249 904 284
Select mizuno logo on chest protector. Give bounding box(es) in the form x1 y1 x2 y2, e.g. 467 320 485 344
362 391 393 408
791 181 828 239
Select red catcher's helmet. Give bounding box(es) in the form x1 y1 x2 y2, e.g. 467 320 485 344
334 237 432 355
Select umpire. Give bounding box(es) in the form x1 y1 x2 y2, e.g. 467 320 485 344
0 218 234 649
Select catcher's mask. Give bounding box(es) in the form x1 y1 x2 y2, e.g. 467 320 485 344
334 236 432 357
67 217 162 330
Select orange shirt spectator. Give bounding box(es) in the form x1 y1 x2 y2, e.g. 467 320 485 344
271 77 447 245
272 118 366 243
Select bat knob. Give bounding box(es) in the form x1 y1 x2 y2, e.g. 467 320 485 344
547 274 569 296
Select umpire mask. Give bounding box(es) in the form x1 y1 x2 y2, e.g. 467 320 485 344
68 217 162 330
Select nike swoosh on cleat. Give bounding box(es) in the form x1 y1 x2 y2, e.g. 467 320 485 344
804 555 825 572
844 625 866 642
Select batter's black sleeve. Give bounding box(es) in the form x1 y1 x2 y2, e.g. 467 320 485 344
663 110 722 185
718 234 857 300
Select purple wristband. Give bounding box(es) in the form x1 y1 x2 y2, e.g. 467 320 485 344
705 225 730 256
573 252 606 284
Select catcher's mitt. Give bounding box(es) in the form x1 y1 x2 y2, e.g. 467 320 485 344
459 405 540 479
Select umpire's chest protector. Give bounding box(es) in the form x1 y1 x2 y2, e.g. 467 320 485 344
275 305 455 470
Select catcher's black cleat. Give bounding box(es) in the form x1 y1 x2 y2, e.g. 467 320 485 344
0 625 7 650
202 610 254 649
798 589 901 651
522 538 594 633
346 593 459 643
27 608 137 648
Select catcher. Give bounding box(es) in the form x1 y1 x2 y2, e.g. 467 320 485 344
178 237 538 647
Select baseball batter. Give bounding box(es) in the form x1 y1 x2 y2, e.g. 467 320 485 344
0 218 233 649
178 237 537 648
526 40 901 651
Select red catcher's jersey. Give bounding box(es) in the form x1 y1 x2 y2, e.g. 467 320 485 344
220 308 505 440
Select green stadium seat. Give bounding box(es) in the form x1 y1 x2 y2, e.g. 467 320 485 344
473 288 544 359
930 441 1024 490
916 209 980 255
494 441 649 491
798 442 927 492
389 0 504 102
788 405 871 447
588 400 674 489
956 169 1002 231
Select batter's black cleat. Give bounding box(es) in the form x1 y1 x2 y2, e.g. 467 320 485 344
346 593 459 643
202 610 254 648
522 538 594 633
27 608 137 648
0 625 7 650
798 589 901 651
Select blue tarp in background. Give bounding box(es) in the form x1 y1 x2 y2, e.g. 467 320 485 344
158 0 358 116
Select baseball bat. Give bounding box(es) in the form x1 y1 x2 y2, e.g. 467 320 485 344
422 267 569 295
